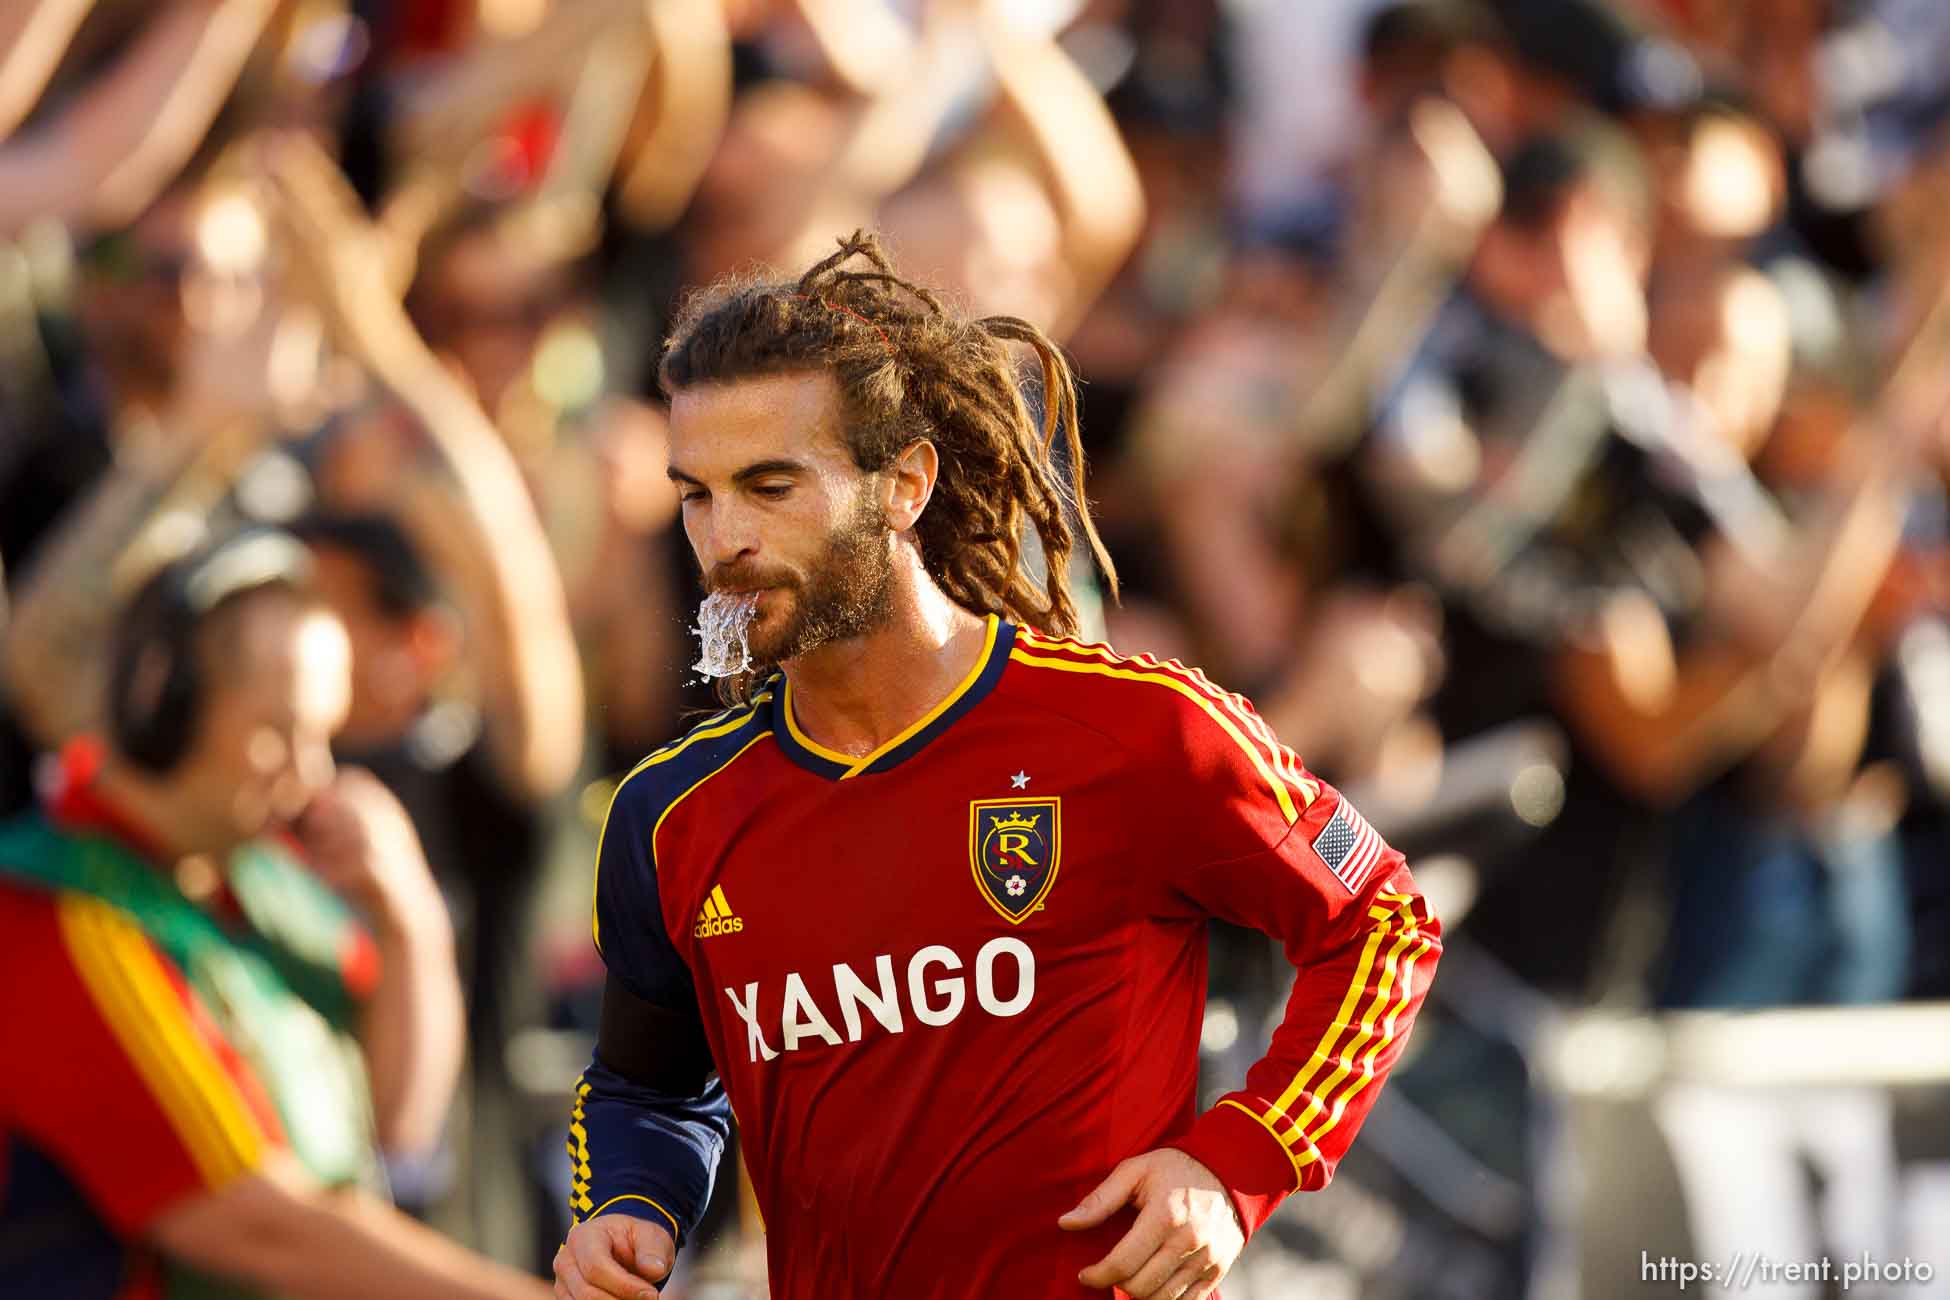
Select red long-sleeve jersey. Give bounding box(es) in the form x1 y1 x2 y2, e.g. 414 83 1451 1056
579 617 1441 1298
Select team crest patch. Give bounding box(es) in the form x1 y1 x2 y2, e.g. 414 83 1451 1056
969 797 1062 923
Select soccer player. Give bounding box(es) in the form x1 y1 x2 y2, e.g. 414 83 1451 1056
556 233 1441 1300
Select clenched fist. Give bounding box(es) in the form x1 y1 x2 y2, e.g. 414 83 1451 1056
292 767 438 931
553 1212 677 1300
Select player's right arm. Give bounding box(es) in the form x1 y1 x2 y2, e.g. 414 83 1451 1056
558 762 733 1299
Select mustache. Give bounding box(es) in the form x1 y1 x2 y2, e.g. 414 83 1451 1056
705 565 799 594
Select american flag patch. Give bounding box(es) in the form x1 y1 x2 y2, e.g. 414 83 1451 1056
1311 800 1386 895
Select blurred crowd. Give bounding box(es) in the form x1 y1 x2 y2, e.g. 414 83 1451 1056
3 0 1950 1296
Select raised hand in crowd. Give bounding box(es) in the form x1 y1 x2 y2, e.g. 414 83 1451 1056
295 766 466 1159
877 0 1145 336
264 131 586 801
381 0 724 258
562 397 693 760
0 0 97 141
4 171 307 749
0 0 281 237
611 0 733 231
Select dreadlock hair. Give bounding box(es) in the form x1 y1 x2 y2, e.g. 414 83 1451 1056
661 230 1119 706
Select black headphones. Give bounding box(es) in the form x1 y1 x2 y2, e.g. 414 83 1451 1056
106 528 316 773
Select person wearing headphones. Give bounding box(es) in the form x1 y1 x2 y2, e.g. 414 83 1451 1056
0 530 549 1300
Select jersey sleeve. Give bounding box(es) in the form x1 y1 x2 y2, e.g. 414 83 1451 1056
592 761 702 1009
569 1057 730 1249
1148 687 1442 1238
0 890 281 1235
577 764 731 1246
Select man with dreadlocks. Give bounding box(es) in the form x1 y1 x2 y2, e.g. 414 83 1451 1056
555 233 1441 1300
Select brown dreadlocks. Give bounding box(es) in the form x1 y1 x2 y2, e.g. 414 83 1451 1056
661 231 1118 704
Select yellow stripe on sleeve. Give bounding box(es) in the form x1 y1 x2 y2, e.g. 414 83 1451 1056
1016 631 1320 806
570 1080 684 1240
82 902 267 1176
1281 913 1424 1145
1060 639 1318 806
588 1194 681 1243
1217 1098 1309 1189
569 1081 594 1217
591 697 771 953
58 897 263 1188
1258 895 1407 1131
650 732 771 882
1009 649 1301 825
1291 931 1435 1165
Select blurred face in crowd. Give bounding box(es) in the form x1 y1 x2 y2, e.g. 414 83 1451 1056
1649 265 1791 460
76 182 277 417
686 82 850 284
74 192 196 410
410 221 576 413
1738 0 1827 144
1637 108 1785 252
1217 247 1321 327
161 593 351 856
668 370 898 664
305 543 456 748
1439 41 1580 157
882 159 1070 331
1471 178 1649 360
1874 125 1950 270
311 406 422 511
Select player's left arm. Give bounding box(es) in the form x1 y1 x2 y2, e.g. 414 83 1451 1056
556 766 732 1299
1064 688 1441 1299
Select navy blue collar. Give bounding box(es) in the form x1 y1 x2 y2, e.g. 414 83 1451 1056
771 616 1016 780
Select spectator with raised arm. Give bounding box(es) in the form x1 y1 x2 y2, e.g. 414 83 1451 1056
0 0 281 238
0 0 97 141
879 0 1146 337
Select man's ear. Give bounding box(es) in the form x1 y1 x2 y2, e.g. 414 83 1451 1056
884 439 938 532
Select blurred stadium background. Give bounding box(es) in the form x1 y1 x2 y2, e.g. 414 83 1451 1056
2 0 1949 1295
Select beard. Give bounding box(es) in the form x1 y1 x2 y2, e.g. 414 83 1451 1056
710 489 896 666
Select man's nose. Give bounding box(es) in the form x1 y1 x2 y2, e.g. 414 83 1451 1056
296 739 337 796
273 740 337 819
698 499 758 571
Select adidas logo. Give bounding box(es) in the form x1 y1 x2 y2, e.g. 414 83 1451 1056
694 885 744 939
